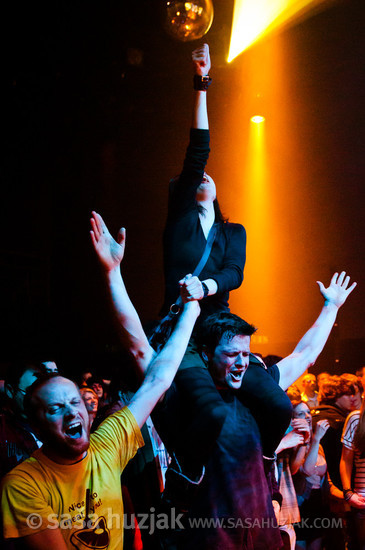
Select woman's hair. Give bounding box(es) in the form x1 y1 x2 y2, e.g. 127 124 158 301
354 398 365 455
197 198 227 223
286 384 302 407
80 387 98 399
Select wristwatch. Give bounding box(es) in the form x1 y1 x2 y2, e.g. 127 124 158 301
201 281 209 298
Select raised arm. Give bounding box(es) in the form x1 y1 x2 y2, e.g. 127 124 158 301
128 298 200 428
167 44 212 218
90 211 155 374
300 420 329 476
191 43 210 129
277 272 357 390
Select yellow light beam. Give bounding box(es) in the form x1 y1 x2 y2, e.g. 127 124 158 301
228 0 335 62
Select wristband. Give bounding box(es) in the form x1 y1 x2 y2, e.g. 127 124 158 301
193 74 212 91
343 489 354 501
201 281 209 298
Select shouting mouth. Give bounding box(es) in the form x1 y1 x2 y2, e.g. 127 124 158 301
65 422 83 439
229 369 245 382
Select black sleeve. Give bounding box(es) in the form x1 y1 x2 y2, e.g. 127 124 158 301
267 364 280 384
208 223 246 292
168 129 210 219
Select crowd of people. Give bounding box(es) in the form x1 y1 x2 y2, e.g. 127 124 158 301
0 44 362 550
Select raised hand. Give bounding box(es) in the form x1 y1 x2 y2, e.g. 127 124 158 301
317 272 357 309
313 419 330 442
90 211 125 272
278 430 305 451
192 43 211 76
292 418 311 443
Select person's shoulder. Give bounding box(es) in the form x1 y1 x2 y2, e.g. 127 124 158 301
345 409 360 426
224 221 245 231
312 405 346 426
92 405 137 433
222 222 246 238
1 452 43 485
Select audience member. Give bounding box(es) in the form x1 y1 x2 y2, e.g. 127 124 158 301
1 238 200 549
90 207 357 550
40 360 58 374
341 373 363 409
275 424 308 549
291 401 330 550
341 396 365 549
312 374 360 548
0 361 44 478
301 373 319 409
79 386 99 430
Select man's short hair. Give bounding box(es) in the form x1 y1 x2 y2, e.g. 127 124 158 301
196 312 257 352
23 373 69 425
319 374 360 405
339 373 362 395
318 376 341 405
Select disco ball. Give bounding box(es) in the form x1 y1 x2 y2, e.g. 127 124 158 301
162 1 214 42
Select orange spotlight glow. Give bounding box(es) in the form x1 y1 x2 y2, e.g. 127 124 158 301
223 35 293 356
228 0 335 62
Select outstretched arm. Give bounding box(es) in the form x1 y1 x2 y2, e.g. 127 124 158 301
90 211 155 374
128 299 200 428
167 44 212 218
277 272 357 390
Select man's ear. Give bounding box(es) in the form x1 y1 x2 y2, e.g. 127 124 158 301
201 346 212 363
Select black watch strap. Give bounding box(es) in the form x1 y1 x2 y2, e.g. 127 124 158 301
201 281 209 298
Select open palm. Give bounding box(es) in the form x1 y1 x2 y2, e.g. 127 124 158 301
317 271 357 308
90 211 125 272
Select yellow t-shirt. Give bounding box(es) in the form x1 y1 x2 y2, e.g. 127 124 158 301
1 406 144 549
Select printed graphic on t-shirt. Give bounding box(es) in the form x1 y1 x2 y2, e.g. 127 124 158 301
70 516 110 549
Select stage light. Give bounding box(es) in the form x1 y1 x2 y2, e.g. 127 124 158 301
228 0 333 62
162 1 214 42
251 115 265 123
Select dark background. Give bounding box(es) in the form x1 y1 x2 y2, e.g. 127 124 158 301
1 0 364 377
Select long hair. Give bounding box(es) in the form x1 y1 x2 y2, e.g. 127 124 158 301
353 398 365 455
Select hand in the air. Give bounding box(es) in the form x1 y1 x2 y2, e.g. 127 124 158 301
90 211 125 272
